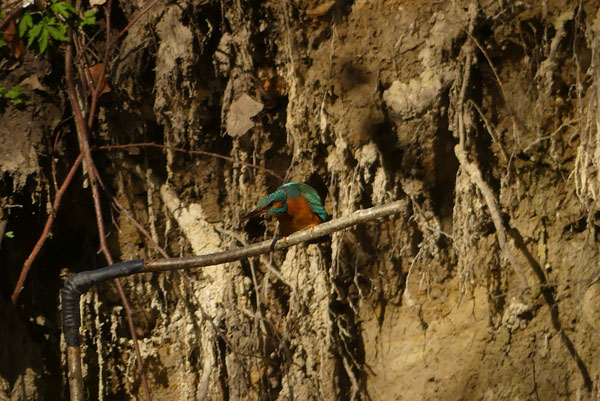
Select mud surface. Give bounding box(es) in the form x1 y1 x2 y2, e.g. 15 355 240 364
1 0 600 400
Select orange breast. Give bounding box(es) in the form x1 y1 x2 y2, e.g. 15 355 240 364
276 196 323 236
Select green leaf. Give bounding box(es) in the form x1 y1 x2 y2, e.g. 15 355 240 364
4 231 14 238
0 38 7 48
46 23 67 41
51 3 68 19
5 86 24 99
38 27 49 53
79 9 97 27
27 23 42 47
19 12 34 37
51 1 77 18
62 2 78 15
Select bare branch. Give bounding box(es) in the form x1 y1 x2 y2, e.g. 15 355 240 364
98 142 285 181
66 17 153 401
111 0 162 46
144 200 407 272
11 153 84 303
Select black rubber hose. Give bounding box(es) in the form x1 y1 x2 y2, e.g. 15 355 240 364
61 259 144 346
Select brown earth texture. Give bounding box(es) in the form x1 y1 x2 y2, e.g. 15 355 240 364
1 0 600 400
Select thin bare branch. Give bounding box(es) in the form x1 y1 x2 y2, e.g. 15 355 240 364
66 17 153 401
11 153 84 303
98 142 285 181
87 0 113 128
111 0 162 46
144 200 407 272
465 29 522 144
0 1 20 33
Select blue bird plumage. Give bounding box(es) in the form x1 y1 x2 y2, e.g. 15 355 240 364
243 182 329 236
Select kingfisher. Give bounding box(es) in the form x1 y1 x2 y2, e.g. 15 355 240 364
243 182 329 237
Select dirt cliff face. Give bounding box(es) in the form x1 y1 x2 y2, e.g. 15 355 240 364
1 0 600 400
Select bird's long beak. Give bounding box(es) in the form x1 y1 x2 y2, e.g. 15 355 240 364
242 205 269 221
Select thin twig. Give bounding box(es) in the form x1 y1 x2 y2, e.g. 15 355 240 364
66 16 153 401
0 2 20 33
98 142 285 181
467 99 510 161
111 0 162 46
87 0 113 128
11 153 84 303
93 168 155 401
465 29 522 144
523 118 580 153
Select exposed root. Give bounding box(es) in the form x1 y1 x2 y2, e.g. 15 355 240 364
455 28 593 390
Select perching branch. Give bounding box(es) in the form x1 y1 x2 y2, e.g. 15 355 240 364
144 200 407 271
61 200 406 401
62 199 406 340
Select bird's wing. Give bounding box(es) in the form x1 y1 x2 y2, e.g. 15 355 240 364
297 183 329 222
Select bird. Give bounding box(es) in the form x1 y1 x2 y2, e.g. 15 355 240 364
242 182 329 237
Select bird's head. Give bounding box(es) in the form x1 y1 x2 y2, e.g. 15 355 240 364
242 189 288 221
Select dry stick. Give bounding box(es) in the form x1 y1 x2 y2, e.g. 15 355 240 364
142 201 407 271
0 1 20 33
66 22 153 401
90 169 153 401
10 153 84 303
99 142 285 181
111 0 162 46
62 200 405 401
107 192 252 365
87 0 113 128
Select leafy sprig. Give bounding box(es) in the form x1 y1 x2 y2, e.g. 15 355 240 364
0 86 25 105
17 0 97 54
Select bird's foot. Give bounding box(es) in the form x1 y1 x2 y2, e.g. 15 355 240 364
270 236 286 251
